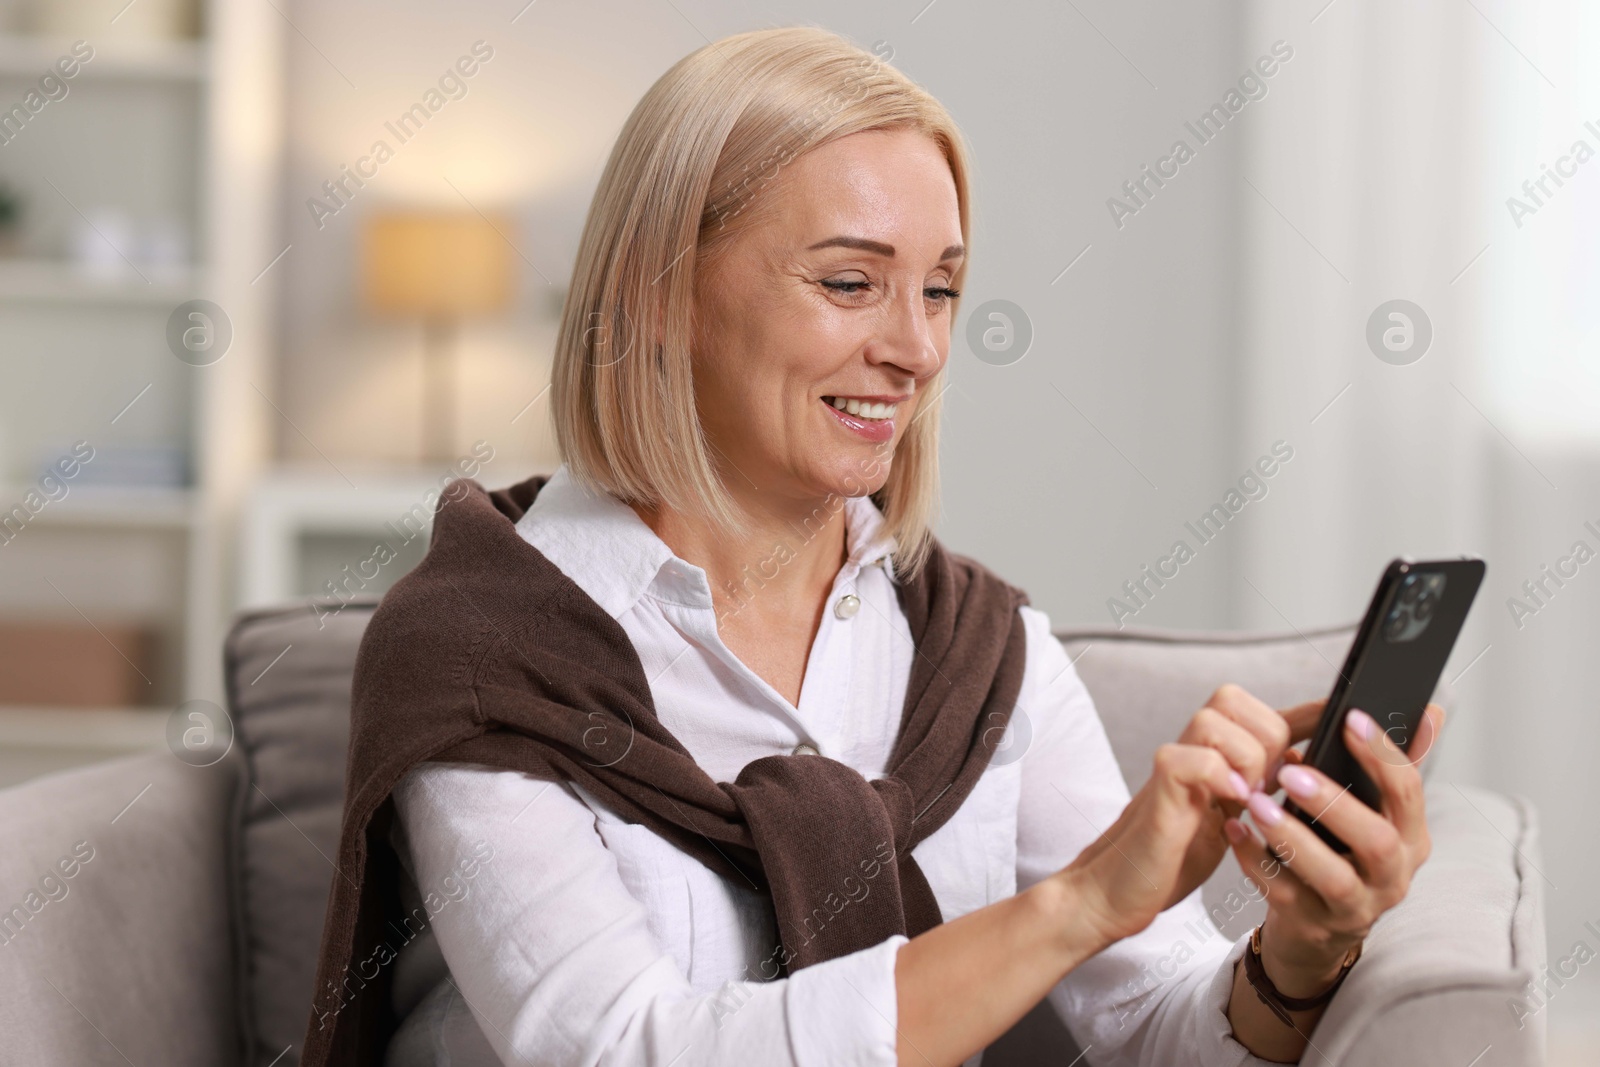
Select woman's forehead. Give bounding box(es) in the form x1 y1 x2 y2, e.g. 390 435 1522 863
752 156 961 260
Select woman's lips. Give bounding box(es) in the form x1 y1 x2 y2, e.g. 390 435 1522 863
821 396 895 443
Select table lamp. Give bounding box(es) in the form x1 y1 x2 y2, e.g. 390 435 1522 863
362 211 514 461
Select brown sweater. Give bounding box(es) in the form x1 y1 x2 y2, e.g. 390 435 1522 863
299 473 1030 1065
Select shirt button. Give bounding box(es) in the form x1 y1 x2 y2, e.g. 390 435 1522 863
834 594 860 620
792 743 820 756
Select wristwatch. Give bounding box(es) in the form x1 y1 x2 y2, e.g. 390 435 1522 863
1242 923 1363 1027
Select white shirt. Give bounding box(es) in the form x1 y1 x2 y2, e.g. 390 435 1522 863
383 464 1276 1067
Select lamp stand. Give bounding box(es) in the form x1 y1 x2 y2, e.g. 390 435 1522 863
421 316 457 463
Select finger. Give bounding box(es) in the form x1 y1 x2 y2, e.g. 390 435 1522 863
1343 709 1428 844
1152 742 1252 809
1180 706 1270 794
1405 703 1448 765
1243 788 1371 919
1223 817 1309 911
1275 760 1406 890
1353 705 1440 768
1280 699 1326 744
1262 735 1310 791
1204 684 1294 773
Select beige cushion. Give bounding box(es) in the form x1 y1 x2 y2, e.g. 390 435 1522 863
224 600 375 1067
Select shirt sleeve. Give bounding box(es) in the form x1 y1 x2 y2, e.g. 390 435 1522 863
1012 605 1283 1067
389 759 906 1067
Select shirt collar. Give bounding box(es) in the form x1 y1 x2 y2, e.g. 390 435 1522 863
841 493 898 582
514 464 899 619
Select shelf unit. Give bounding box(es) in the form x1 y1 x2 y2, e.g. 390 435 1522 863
0 705 169 790
0 705 168 750
0 483 196 527
0 34 206 81
0 258 200 304
0 2 285 778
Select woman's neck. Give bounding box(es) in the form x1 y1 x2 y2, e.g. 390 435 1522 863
630 489 850 626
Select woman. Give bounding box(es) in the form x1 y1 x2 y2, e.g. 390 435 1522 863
301 25 1442 1067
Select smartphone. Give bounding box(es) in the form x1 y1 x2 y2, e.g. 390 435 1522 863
1284 556 1486 853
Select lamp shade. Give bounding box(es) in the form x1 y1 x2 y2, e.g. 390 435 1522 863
362 212 514 317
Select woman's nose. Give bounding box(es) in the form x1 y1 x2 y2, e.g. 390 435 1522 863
866 288 944 379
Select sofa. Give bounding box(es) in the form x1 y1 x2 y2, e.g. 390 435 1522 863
0 601 1547 1066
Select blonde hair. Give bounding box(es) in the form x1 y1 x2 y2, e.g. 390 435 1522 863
550 25 972 579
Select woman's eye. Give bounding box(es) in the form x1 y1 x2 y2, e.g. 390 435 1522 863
820 280 962 305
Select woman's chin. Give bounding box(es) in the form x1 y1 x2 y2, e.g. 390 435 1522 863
806 462 891 502
759 443 893 503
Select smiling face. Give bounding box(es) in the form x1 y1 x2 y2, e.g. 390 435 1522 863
689 127 963 506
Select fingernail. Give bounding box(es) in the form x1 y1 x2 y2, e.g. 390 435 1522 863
1278 764 1319 799
1248 790 1284 826
1346 708 1376 741
1228 770 1251 800
1224 817 1248 844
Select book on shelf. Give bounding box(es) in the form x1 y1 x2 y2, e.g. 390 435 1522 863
0 620 159 708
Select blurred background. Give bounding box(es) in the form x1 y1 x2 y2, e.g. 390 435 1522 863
0 0 1592 1058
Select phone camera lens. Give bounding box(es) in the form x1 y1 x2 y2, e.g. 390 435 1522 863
1401 577 1422 604
1385 612 1408 640
1414 591 1436 622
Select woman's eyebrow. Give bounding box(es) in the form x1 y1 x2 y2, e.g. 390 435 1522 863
807 236 966 262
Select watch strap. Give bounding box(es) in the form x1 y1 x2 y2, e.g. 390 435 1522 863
1243 923 1362 1026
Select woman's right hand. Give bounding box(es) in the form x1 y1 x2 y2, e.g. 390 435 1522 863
1061 739 1252 948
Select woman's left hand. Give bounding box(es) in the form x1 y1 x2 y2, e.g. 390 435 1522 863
1224 702 1446 994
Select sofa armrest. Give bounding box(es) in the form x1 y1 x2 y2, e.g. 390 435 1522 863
0 748 241 1067
1310 782 1547 1064
988 782 1546 1066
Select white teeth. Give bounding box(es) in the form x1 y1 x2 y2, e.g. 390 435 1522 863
825 397 898 421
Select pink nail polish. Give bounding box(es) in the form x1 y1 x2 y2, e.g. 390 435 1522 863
1224 818 1248 844
1228 770 1250 800
1248 791 1284 826
1278 764 1319 798
1346 708 1376 740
